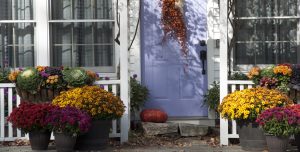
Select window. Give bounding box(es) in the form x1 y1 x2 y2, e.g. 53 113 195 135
0 0 34 68
233 0 300 70
50 0 115 72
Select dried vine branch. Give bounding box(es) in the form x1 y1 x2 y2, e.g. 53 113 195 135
161 0 188 57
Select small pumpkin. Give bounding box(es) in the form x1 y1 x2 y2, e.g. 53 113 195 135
140 109 168 123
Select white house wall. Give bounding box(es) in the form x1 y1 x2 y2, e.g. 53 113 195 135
207 0 220 89
128 0 141 81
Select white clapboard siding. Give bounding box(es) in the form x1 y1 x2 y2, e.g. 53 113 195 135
0 80 125 142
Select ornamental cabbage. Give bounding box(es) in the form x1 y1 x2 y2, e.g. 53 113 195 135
62 68 89 88
16 68 43 94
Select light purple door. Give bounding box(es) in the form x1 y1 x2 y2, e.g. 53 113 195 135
141 0 208 117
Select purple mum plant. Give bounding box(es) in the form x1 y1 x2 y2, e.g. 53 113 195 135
256 106 300 137
45 106 91 137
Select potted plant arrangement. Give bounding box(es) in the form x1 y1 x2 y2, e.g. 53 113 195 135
46 106 91 152
256 105 300 152
52 85 125 150
218 87 293 151
7 102 55 150
247 64 292 93
8 66 99 102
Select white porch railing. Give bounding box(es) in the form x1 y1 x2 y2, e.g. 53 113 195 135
0 80 126 141
220 80 255 144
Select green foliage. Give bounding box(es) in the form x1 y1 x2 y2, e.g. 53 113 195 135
62 68 89 88
260 66 275 78
229 72 248 80
0 69 10 83
204 81 220 111
130 77 149 113
16 68 43 94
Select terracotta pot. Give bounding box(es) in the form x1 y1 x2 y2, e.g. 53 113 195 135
29 130 51 150
237 121 267 151
74 120 111 150
54 132 77 152
265 134 289 152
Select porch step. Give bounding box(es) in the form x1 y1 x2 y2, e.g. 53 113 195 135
141 122 209 137
179 123 208 137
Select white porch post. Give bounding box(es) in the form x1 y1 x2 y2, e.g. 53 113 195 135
35 0 50 66
119 0 130 143
219 0 228 146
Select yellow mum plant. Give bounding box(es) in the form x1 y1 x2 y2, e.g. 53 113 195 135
52 86 125 120
218 87 293 121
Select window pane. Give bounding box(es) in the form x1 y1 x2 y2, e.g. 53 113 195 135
51 0 113 20
235 42 298 65
51 22 114 67
0 23 34 68
237 19 298 41
0 46 34 68
0 0 33 20
236 0 298 17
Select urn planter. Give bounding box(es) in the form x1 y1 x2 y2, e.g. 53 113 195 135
74 120 111 150
265 134 289 152
54 132 77 152
295 134 300 151
28 130 51 150
237 121 267 151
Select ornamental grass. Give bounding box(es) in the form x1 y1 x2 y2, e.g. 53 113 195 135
218 87 293 121
52 86 125 120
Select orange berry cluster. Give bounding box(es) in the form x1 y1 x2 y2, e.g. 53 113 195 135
46 75 59 84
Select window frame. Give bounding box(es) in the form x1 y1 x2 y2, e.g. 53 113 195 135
232 0 300 72
48 0 119 74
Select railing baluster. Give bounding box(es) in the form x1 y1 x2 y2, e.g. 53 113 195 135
0 88 5 138
240 85 245 90
112 85 117 95
8 88 13 138
231 84 236 93
16 95 21 138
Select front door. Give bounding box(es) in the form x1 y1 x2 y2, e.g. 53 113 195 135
141 0 208 117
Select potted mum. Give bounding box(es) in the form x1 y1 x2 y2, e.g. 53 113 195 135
52 85 125 150
7 102 54 150
256 106 300 152
8 66 99 102
218 87 293 151
247 64 292 93
46 106 91 152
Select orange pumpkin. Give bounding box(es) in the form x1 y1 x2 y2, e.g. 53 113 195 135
140 109 168 123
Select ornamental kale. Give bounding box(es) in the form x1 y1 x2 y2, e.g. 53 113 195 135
256 106 300 137
16 68 43 94
7 102 54 133
62 68 89 88
45 106 91 136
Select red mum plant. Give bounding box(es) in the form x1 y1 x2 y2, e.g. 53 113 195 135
256 106 300 137
45 106 91 137
7 102 55 133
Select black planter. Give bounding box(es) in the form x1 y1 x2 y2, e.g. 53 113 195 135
74 120 111 150
295 134 300 151
265 134 289 152
54 132 77 152
29 130 51 150
237 121 267 151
